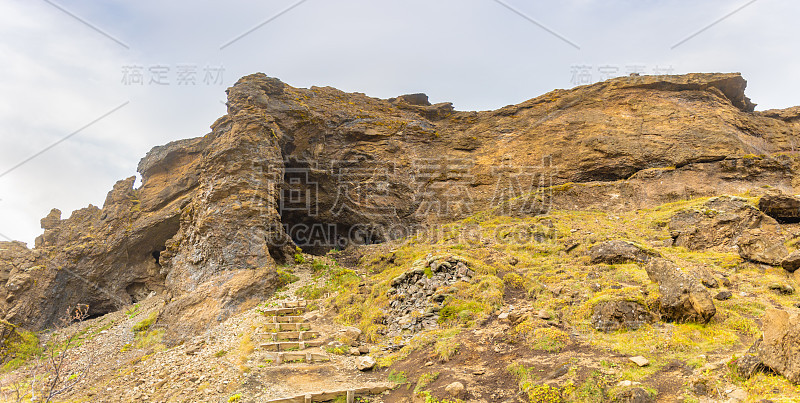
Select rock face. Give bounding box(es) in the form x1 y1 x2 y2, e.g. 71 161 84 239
759 309 800 383
589 240 657 264
2 72 800 334
644 258 716 323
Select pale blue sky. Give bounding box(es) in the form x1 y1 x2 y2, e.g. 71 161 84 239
1 0 798 245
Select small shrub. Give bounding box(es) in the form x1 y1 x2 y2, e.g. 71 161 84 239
228 394 242 402
530 328 569 352
131 311 164 349
514 320 569 353
293 253 305 264
416 390 460 403
132 312 158 334
527 384 562 403
311 260 328 273
569 371 608 402
215 350 228 358
3 328 40 371
387 370 407 383
238 333 254 368
125 303 141 318
324 345 348 355
277 268 300 285
434 334 461 362
134 328 164 349
414 372 440 395
296 284 325 299
438 300 483 325
508 362 563 402
504 272 525 288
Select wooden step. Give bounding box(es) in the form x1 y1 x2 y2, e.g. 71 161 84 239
257 331 320 341
264 384 394 403
260 307 306 317
259 340 324 352
265 352 331 365
266 315 307 324
262 322 312 332
281 300 313 309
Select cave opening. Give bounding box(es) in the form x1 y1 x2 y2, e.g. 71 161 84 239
279 158 388 255
84 311 108 321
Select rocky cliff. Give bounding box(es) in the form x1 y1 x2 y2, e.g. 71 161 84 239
2 72 799 339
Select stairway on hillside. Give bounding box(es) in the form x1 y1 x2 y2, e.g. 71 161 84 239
257 300 330 365
258 299 394 403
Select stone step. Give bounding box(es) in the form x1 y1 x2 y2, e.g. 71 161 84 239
264 384 394 403
262 322 312 332
257 331 320 341
266 352 331 365
260 307 306 317
259 340 324 352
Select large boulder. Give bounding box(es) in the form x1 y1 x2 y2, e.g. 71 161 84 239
644 258 716 323
758 309 800 383
591 301 655 332
669 196 781 251
758 193 800 222
357 356 376 371
736 229 788 265
589 240 657 264
781 250 800 273
613 387 655 403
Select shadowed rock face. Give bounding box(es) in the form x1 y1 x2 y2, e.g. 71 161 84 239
2 72 800 335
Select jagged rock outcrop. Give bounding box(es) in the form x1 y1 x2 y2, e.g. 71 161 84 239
736 229 788 265
2 72 800 335
759 309 800 383
644 258 716 323
781 250 800 272
588 240 658 264
591 301 655 332
668 196 783 251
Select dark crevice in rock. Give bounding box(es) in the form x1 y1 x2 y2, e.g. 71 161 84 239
151 248 165 267
277 158 388 255
673 155 728 169
125 282 151 304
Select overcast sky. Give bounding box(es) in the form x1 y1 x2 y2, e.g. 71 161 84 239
1 0 798 246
